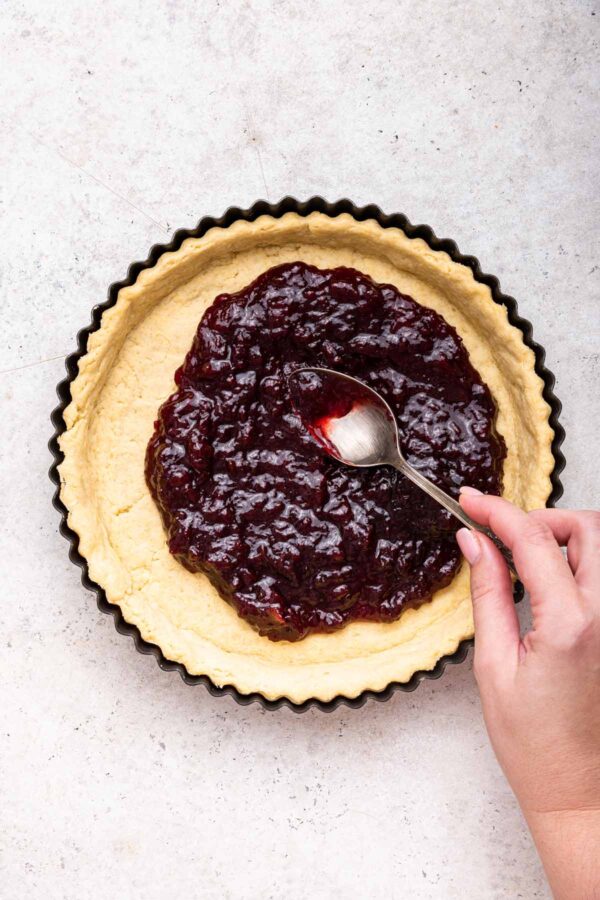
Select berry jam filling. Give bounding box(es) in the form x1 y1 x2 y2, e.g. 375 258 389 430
146 262 505 641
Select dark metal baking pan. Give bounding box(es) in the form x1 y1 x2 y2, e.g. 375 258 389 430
48 197 565 712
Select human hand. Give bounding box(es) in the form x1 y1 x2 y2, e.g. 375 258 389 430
456 490 600 900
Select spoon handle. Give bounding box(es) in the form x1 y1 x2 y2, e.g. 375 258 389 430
393 459 517 578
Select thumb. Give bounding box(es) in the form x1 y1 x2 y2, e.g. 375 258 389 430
456 528 520 682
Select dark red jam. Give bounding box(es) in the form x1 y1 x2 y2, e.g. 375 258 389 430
146 262 505 641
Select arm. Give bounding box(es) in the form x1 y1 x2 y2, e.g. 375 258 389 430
456 490 600 900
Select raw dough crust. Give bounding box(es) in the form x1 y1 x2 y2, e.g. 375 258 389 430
59 213 555 703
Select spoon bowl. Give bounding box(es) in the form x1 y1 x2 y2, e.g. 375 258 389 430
326 400 399 467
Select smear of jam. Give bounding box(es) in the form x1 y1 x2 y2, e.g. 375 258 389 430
146 262 505 641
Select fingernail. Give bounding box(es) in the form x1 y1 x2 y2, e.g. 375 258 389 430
459 486 482 496
456 528 481 565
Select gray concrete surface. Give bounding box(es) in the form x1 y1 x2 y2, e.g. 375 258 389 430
1 1 598 897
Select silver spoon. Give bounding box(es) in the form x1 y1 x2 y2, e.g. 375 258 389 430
290 366 516 576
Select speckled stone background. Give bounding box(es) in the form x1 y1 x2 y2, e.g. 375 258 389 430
1 2 598 898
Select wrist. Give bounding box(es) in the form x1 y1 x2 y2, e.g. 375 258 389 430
522 807 600 899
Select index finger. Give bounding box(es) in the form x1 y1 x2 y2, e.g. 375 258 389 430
459 491 578 630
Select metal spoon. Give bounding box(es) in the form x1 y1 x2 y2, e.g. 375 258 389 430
290 366 516 576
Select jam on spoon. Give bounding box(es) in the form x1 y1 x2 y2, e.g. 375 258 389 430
288 367 383 459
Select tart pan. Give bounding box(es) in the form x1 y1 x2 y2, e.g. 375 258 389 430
48 197 565 712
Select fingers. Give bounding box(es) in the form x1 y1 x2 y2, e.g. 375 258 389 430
459 491 579 631
529 509 600 589
456 527 520 679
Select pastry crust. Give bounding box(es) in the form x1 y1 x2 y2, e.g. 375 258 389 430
58 212 555 703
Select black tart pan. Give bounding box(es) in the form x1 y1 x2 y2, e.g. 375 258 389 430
49 197 565 712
